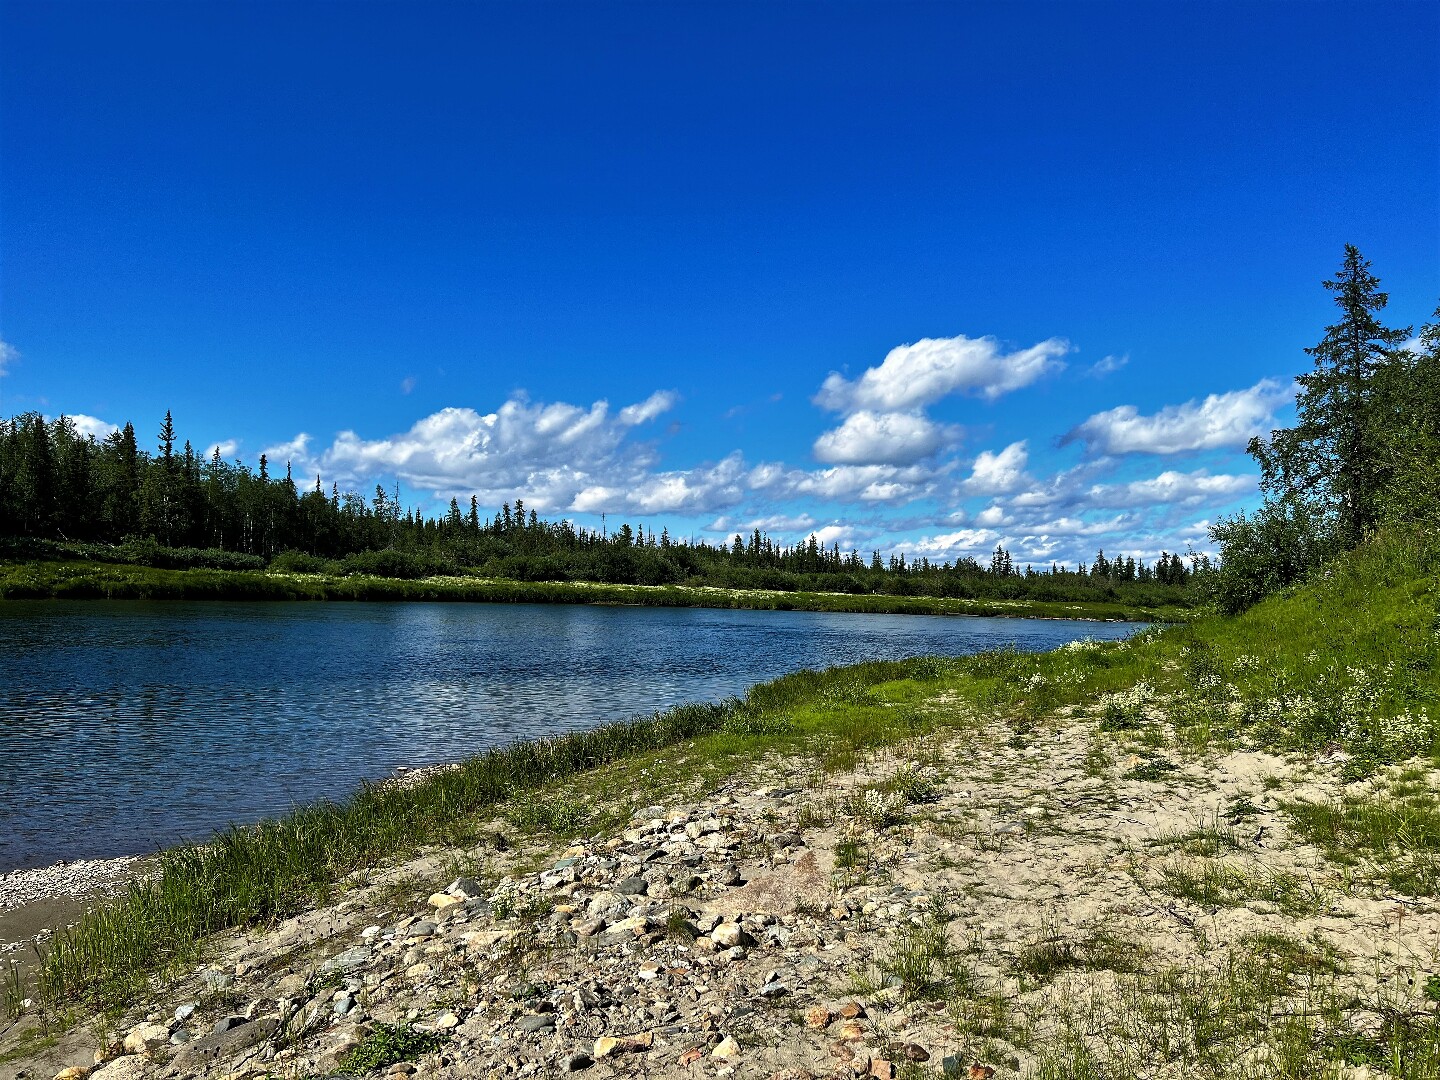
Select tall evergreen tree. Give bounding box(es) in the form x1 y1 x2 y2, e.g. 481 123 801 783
1248 245 1410 548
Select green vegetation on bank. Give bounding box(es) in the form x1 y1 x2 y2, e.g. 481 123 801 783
0 557 1184 621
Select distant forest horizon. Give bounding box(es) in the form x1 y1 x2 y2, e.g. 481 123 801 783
0 408 1196 606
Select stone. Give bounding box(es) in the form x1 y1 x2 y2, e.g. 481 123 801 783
839 1001 867 1019
758 979 788 998
805 1006 832 1029
902 1043 930 1062
53 1069 91 1080
320 946 372 973
678 1047 704 1065
200 969 233 991
710 922 746 948
518 1013 556 1033
121 1023 170 1054
838 1020 867 1041
870 1060 893 1080
712 1035 740 1059
435 1012 460 1030
406 920 437 938
212 1015 248 1035
593 1036 622 1059
615 875 648 895
173 1003 196 1022
88 1061 148 1080
428 892 464 912
448 876 485 898
174 1018 279 1070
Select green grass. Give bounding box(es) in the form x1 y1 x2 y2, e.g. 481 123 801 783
1283 785 1440 895
0 557 1186 621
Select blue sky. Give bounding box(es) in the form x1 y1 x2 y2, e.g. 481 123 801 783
2 1 1436 566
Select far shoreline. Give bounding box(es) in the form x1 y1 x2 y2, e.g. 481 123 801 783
0 559 1187 623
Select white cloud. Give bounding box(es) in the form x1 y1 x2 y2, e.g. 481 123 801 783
0 340 16 377
618 390 680 425
751 461 948 505
1080 469 1254 509
812 410 954 465
572 452 746 515
207 440 240 460
961 441 1029 495
400 376 417 395
815 334 1070 413
277 392 693 512
69 414 119 441
1064 379 1291 455
1086 353 1128 377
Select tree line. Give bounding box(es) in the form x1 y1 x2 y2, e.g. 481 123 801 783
0 409 1194 605
1208 245 1440 611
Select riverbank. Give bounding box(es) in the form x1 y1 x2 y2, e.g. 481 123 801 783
5 666 1438 1079
0 560 1188 623
3 530 1436 1078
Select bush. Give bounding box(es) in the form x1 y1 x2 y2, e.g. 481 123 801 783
268 550 337 574
340 548 453 579
1204 496 1337 614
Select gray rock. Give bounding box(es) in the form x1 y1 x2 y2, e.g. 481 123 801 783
615 876 648 895
517 1013 556 1033
448 876 485 899
176 1017 279 1070
320 946 372 973
406 921 437 938
212 1015 248 1035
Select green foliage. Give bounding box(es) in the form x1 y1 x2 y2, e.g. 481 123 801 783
1214 247 1437 611
337 1023 446 1075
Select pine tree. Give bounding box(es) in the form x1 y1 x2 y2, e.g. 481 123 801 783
1249 245 1410 548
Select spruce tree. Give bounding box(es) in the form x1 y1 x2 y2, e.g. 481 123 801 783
1249 245 1410 548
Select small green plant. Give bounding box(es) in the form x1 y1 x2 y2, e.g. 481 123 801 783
886 764 942 805
337 1022 446 1075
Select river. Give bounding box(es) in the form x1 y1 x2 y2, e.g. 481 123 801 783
0 600 1140 870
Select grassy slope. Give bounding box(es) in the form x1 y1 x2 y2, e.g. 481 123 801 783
9 528 1440 1073
0 558 1186 621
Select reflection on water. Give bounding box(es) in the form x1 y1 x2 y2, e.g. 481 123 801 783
0 600 1140 870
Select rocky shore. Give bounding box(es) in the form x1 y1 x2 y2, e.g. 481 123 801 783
5 693 1437 1080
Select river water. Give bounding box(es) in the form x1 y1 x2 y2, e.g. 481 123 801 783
0 601 1140 871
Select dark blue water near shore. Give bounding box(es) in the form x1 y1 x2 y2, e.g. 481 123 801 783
0 601 1139 871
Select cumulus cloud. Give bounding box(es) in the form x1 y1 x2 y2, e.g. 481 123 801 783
273 392 701 513
816 334 1069 413
812 410 955 465
206 440 240 460
751 460 948 505
961 441 1030 495
0 340 16 377
1080 469 1254 509
1063 379 1292 456
69 414 119 440
572 451 746 515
